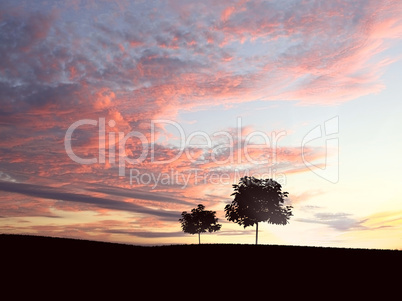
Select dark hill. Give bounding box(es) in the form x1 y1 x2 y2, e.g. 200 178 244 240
1 233 400 281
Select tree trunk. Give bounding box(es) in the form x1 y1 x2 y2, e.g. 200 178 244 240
255 222 259 245
198 232 201 245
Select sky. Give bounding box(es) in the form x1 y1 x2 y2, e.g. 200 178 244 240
1 0 402 249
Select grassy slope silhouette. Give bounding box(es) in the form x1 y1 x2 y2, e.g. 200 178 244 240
3 233 399 293
2 233 400 271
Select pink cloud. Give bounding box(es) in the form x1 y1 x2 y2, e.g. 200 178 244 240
221 6 236 22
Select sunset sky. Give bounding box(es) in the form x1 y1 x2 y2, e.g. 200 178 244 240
1 0 402 249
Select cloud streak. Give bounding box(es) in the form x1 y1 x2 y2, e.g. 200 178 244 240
296 212 364 232
0 181 179 220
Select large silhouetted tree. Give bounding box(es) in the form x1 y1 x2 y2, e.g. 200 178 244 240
224 176 293 245
179 204 222 244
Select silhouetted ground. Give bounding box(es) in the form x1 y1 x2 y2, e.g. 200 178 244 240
1 233 400 283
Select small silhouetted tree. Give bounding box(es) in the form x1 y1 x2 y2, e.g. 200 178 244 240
224 176 293 245
179 204 222 244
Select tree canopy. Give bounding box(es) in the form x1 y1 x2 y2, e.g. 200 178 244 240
179 204 221 244
224 176 293 244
